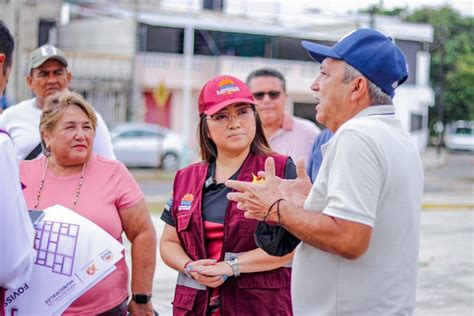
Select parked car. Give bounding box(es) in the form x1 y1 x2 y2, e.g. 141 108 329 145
111 123 188 170
444 120 474 152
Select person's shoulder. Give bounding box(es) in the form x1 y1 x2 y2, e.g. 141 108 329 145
256 152 290 165
1 98 36 119
93 155 133 182
19 156 44 170
4 98 35 112
341 115 383 135
269 152 290 160
0 132 13 150
291 115 320 132
95 154 124 169
177 161 207 174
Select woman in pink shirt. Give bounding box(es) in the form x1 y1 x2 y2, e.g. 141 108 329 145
19 91 157 315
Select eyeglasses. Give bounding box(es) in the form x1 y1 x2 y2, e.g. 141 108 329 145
206 106 255 126
252 91 282 100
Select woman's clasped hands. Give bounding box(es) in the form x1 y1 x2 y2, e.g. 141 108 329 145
185 259 233 288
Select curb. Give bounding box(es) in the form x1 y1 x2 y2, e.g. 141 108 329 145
422 204 473 210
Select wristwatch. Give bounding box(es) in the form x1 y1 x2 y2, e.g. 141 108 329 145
132 293 152 304
225 256 240 277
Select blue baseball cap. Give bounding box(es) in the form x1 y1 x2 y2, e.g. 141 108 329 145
302 28 408 98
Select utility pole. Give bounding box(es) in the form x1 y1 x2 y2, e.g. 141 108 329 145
181 0 195 167
369 5 376 29
129 0 139 121
436 26 447 155
13 0 21 102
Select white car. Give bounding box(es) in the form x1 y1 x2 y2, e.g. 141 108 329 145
444 121 474 152
111 123 188 170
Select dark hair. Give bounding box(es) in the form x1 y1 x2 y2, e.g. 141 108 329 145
246 68 286 92
0 20 14 76
198 105 274 162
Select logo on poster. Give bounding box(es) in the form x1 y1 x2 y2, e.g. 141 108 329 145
100 249 114 263
86 264 98 276
3 283 29 308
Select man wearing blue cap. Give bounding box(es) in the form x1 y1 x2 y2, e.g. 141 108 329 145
226 28 423 315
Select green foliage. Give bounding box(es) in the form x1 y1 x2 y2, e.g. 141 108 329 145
358 5 473 126
359 5 409 17
445 54 474 121
405 6 474 125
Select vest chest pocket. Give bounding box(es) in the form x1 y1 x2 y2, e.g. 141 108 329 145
172 284 198 312
176 212 197 254
177 212 192 232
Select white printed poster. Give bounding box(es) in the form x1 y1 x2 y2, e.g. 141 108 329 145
4 205 124 315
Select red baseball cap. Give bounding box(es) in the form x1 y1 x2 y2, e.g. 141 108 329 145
198 75 257 115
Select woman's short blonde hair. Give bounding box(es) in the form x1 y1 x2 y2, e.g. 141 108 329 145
40 90 97 154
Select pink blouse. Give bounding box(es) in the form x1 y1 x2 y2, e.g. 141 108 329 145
20 154 144 315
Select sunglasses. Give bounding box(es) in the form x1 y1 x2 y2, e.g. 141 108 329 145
252 91 282 100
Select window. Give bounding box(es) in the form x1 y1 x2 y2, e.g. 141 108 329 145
194 30 271 57
276 37 334 62
203 0 223 11
410 113 423 132
454 127 473 135
38 19 56 47
396 40 423 85
138 24 184 54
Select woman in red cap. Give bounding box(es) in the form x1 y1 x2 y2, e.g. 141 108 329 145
160 75 296 315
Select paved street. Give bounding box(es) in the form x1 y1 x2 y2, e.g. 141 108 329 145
416 210 473 316
127 149 473 315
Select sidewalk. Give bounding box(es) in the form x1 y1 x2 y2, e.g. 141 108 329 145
420 146 447 170
420 147 473 210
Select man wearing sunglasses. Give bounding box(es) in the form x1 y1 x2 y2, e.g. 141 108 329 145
246 68 320 162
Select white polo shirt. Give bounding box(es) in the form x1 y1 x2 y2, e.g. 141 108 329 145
0 132 35 289
292 105 423 315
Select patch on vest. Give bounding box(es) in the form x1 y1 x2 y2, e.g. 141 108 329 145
178 193 194 211
252 173 264 184
165 196 173 211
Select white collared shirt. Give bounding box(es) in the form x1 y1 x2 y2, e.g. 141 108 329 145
0 133 35 289
292 105 423 315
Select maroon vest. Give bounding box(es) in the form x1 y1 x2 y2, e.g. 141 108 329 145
0 288 4 316
170 152 293 316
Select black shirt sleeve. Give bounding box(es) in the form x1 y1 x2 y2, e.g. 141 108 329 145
160 197 175 227
283 158 297 180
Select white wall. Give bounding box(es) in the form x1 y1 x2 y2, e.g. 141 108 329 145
393 85 434 151
58 17 136 55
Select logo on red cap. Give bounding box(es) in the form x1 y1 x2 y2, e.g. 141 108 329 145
217 78 241 96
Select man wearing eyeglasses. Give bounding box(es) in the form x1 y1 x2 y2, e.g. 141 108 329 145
246 68 320 161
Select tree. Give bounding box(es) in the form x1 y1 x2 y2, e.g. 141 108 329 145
358 5 474 127
405 6 474 125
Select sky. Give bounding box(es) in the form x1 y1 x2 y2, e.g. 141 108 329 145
287 0 473 16
162 0 473 17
